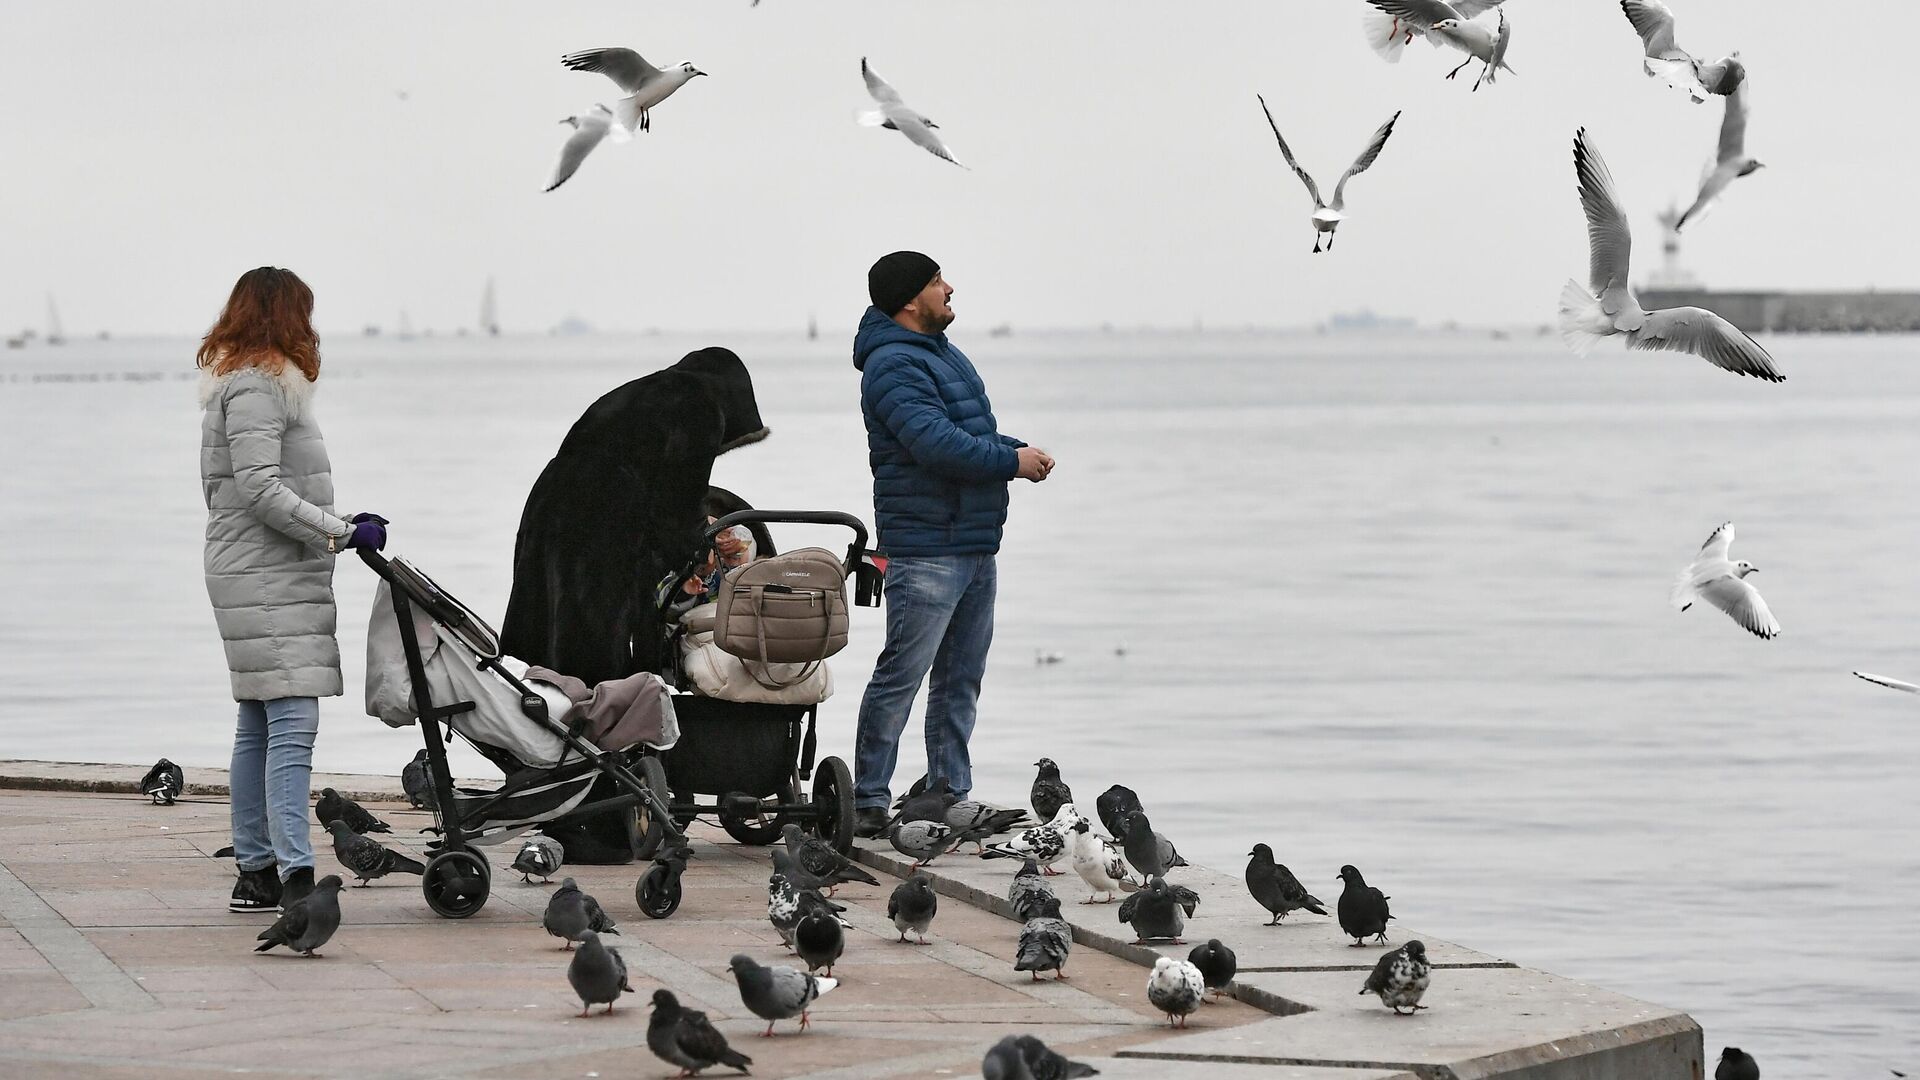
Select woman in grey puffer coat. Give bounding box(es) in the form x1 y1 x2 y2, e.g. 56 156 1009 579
198 267 387 914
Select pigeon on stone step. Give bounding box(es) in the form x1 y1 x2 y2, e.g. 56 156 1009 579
1120 810 1188 881
1119 876 1197 944
1246 843 1326 923
568 929 632 1016
888 818 959 869
1014 894 1073 981
888 871 939 944
324 820 425 886
511 835 565 883
728 954 837 1036
1012 1034 1100 1080
1030 758 1073 824
545 876 619 949
1147 955 1206 1028
1361 939 1430 1014
140 758 184 805
893 775 959 825
253 874 343 957
401 748 437 811
981 805 1079 874
1189 939 1237 1000
946 799 1030 854
648 989 753 1077
1008 857 1058 921
315 787 392 834
1337 864 1394 946
1066 818 1132 903
794 909 845 976
1095 784 1141 841
781 822 880 891
1715 1047 1760 1080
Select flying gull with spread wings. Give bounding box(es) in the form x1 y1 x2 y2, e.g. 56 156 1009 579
1676 78 1763 231
859 58 965 168
1256 95 1400 254
1619 0 1746 103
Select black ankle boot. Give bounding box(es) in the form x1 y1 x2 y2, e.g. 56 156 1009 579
853 807 891 839
229 864 281 913
279 866 315 911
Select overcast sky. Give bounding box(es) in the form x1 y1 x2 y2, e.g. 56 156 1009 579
0 1 1906 336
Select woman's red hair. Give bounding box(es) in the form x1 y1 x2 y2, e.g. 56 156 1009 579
196 267 321 380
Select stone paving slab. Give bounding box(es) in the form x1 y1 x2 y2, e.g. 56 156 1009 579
1079 1059 1417 1080
0 759 430 802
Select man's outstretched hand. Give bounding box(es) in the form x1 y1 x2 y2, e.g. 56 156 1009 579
1015 446 1055 482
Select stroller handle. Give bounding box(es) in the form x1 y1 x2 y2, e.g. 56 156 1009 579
704 510 870 569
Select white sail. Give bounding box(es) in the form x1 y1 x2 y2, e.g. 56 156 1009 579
480 277 499 336
46 295 65 345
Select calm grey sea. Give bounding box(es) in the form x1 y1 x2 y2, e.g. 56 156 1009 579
3 330 1916 1076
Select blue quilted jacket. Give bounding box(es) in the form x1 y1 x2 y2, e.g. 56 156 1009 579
853 306 1023 556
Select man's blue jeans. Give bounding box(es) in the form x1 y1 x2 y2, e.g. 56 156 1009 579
229 697 319 880
853 553 997 810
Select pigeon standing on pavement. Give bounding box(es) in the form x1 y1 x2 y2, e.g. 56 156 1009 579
511 835 565 883
771 845 836 895
1013 1035 1100 1080
545 877 619 950
1008 858 1058 921
315 788 392 834
888 871 939 944
981 806 1078 874
1147 956 1207 1028
781 822 881 891
1030 759 1073 824
140 758 184 804
1337 864 1394 946
567 929 633 1016
1066 819 1132 903
648 989 754 1077
1189 939 1237 1001
1120 810 1188 881
1246 844 1327 923
1361 940 1431 1014
947 800 1030 854
728 954 838 1036
1715 1047 1760 1080
794 909 846 976
769 873 847 951
1119 876 1199 944
888 819 959 869
324 820 425 886
1094 784 1142 840
401 748 437 811
253 874 344 957
1014 894 1074 981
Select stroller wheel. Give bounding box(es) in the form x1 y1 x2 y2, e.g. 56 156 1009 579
422 849 490 919
634 755 671 862
812 756 855 855
719 785 792 846
636 862 682 919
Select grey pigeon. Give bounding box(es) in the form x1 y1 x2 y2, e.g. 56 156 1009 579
1118 876 1198 944
648 989 753 1076
947 800 1029 854
1014 895 1073 981
1012 1034 1099 1080
888 819 958 869
567 929 632 1016
888 872 939 944
401 748 437 811
324 819 425 886
140 758 184 805
1715 1047 1760 1080
893 775 958 825
728 953 838 1036
1030 758 1072 823
1336 864 1394 946
771 845 834 894
1008 858 1057 921
982 1035 1037 1080
981 805 1077 874
253 874 343 957
781 823 880 891
794 910 845 976
1361 939 1430 1014
1094 784 1141 841
511 834 565 883
1246 844 1327 923
545 876 619 950
1146 956 1206 1028
1188 939 1237 1000
1120 810 1187 881
315 787 391 834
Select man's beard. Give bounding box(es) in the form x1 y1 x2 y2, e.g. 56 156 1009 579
926 308 956 334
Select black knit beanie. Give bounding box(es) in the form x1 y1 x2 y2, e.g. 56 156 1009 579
867 251 940 316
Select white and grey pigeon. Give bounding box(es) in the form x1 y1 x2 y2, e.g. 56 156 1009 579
567 929 633 1016
1066 818 1132 904
858 57 965 168
947 799 1029 854
1675 79 1763 231
1853 671 1919 694
1256 94 1399 255
888 871 939 945
889 818 959 869
1146 956 1206 1028
1363 0 1516 84
545 876 619 950
545 104 617 193
1671 522 1780 640
561 47 707 134
140 758 184 805
1557 128 1784 382
1361 939 1432 1014
981 805 1079 874
511 835 564 883
1008 857 1058 921
1013 894 1073 981
728 953 838 1036
1362 0 1504 61
769 873 849 951
1619 0 1746 103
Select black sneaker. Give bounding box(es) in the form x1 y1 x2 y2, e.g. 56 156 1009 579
852 807 891 840
278 866 315 911
229 865 281 913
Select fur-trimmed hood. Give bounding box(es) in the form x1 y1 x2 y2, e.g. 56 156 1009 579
198 362 317 420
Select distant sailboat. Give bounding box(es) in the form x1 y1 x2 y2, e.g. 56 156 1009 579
46 295 65 346
397 310 416 342
480 277 500 336
807 312 818 340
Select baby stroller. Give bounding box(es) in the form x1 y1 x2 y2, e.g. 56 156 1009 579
651 510 883 855
360 550 692 920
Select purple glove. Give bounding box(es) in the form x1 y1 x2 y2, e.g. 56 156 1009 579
350 512 389 526
343 517 387 551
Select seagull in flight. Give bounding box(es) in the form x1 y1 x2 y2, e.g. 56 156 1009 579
859 58 964 168
1676 79 1763 231
1256 94 1400 254
1670 522 1780 640
1362 0 1505 62
545 104 617 192
1619 0 1746 103
1363 0 1516 84
1556 128 1783 381
561 47 707 133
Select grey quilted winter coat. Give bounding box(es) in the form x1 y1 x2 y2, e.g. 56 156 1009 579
200 363 352 700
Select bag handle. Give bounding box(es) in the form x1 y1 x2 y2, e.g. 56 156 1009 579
743 583 834 691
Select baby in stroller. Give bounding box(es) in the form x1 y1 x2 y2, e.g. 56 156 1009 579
665 516 835 706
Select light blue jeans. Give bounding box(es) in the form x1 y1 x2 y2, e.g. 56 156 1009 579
853 554 997 810
229 697 319 880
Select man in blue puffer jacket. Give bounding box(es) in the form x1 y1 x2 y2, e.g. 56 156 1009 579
850 251 1054 837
